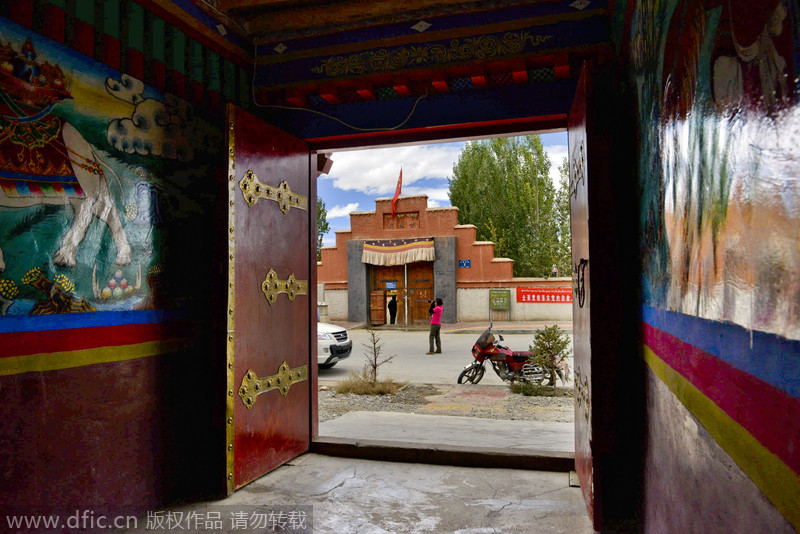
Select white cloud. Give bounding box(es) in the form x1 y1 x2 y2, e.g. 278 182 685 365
544 144 569 185
403 186 451 203
327 203 359 218
325 143 464 196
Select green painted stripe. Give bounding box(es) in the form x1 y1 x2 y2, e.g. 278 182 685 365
75 0 93 24
238 67 249 107
223 60 235 101
32 0 45 33
127 0 143 51
45 0 66 8
103 0 119 39
191 40 203 82
208 51 221 92
151 15 165 63
171 27 186 73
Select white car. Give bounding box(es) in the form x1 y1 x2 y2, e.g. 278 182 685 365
317 322 352 369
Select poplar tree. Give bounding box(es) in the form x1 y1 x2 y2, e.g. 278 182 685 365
448 136 565 278
317 197 330 260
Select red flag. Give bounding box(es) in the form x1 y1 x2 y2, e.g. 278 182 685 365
391 167 402 219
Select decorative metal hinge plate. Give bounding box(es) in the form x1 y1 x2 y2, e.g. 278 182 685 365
239 169 307 214
261 268 308 304
238 361 308 409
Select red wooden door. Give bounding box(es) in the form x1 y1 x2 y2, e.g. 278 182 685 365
370 290 386 325
407 262 434 325
568 64 594 522
568 63 636 530
226 105 315 493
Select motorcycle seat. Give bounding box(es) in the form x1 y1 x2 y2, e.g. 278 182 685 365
512 351 534 361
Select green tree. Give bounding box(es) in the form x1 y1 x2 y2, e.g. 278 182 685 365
447 136 558 277
317 197 330 260
554 157 572 277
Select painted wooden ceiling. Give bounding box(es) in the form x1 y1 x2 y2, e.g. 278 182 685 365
195 0 613 148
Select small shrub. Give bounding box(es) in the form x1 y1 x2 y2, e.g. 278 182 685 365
334 328 402 395
528 324 572 389
361 328 395 384
335 368 405 395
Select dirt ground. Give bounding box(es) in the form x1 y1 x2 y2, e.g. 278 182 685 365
317 383 575 423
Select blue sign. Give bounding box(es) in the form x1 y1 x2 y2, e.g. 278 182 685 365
385 282 396 289
458 259 471 268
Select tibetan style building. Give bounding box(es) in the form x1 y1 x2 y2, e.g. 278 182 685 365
318 194 573 325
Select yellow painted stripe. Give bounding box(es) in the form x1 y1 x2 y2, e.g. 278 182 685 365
643 345 800 530
0 338 193 376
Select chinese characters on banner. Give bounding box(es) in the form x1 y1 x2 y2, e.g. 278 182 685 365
516 287 572 303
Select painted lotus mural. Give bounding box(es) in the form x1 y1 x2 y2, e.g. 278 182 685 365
0 21 222 317
631 0 800 341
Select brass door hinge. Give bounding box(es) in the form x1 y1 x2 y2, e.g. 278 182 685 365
238 362 308 409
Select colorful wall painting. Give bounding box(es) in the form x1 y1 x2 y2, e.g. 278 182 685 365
0 19 223 318
631 0 799 340
624 0 800 527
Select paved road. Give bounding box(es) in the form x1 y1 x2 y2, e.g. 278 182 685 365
318 327 574 387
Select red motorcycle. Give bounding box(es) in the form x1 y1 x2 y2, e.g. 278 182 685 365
457 324 563 385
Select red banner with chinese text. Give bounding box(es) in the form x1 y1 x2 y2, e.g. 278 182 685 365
516 287 572 303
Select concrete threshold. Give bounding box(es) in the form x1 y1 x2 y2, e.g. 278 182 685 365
314 411 575 472
311 437 574 472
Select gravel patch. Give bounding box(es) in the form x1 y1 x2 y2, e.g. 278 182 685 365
318 383 574 423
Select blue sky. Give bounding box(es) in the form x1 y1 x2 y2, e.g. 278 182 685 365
317 131 568 247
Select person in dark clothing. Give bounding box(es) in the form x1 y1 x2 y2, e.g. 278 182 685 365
388 295 397 324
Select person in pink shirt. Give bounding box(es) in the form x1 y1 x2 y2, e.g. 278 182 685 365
427 298 443 354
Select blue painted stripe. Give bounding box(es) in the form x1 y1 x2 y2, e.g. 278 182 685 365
642 306 800 399
0 310 189 333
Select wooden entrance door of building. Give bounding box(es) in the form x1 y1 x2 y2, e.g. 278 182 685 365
370 265 403 325
226 105 314 495
407 262 434 326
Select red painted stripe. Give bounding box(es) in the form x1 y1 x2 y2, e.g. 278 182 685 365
170 71 186 98
103 35 122 71
0 322 197 359
26 182 42 196
307 114 568 151
150 60 166 91
208 91 221 113
8 0 33 28
72 20 95 57
191 80 204 106
643 322 800 475
43 4 66 43
127 50 145 81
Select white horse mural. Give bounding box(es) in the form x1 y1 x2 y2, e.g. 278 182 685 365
0 38 131 273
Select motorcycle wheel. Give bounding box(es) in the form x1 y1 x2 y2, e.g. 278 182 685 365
458 363 485 384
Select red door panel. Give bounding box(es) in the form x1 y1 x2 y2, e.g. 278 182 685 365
568 65 593 521
227 105 313 492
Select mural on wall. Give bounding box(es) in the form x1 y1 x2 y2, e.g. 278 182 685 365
626 0 800 527
0 20 221 317
631 0 800 340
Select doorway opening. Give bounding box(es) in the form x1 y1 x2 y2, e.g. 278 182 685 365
314 130 575 455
